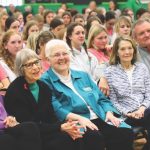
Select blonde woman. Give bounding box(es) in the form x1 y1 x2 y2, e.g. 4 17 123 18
87 24 110 65
0 11 8 41
26 32 39 51
0 11 8 33
111 16 132 45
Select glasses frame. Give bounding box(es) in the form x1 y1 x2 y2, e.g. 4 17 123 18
21 59 41 70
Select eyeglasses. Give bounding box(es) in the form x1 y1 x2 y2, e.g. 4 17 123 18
22 59 41 70
50 52 69 58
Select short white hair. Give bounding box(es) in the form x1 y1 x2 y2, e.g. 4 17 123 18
45 39 70 58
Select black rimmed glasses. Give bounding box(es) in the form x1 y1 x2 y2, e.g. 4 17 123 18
21 59 41 70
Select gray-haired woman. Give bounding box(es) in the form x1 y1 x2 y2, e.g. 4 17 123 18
41 39 134 150
4 48 84 150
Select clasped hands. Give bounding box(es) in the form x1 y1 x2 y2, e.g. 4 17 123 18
61 117 99 140
61 120 85 140
126 106 145 119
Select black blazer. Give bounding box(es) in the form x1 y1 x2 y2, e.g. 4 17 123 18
4 76 62 135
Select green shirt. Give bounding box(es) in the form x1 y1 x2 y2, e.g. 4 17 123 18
29 82 39 103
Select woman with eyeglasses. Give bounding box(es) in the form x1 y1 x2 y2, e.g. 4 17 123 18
4 48 88 150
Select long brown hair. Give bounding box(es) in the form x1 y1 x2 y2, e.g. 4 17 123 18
0 30 22 71
66 22 87 54
66 22 91 62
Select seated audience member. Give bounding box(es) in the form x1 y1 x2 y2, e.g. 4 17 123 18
5 16 20 32
23 11 33 24
60 3 68 11
108 0 121 18
62 11 72 27
38 5 45 16
57 8 65 17
13 12 24 33
88 0 97 11
87 24 111 66
82 7 91 21
35 31 54 72
0 99 41 150
0 11 8 34
121 8 134 22
22 20 39 44
4 48 95 150
135 8 149 20
105 11 116 41
0 30 23 82
0 64 10 95
104 36 150 147
26 32 39 51
50 17 65 39
86 16 102 39
66 22 103 83
41 39 134 150
111 16 132 45
34 14 44 32
42 10 55 31
73 14 85 27
132 18 150 73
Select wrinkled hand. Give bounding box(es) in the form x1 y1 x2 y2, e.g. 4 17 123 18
105 111 121 127
61 120 84 140
4 116 19 128
98 77 109 96
127 106 145 119
78 116 98 131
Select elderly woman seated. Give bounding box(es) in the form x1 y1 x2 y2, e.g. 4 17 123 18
41 39 134 150
4 48 90 150
104 36 150 148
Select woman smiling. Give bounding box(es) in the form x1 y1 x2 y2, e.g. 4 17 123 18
4 48 84 150
41 39 134 150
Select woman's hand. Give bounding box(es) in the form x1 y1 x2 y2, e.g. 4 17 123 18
98 77 109 96
78 116 98 131
61 120 84 140
3 116 19 128
127 106 146 119
105 111 121 127
0 82 4 89
105 44 113 54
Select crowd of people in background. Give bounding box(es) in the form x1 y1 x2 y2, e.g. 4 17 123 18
0 0 150 149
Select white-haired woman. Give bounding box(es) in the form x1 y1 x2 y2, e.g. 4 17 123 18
41 39 134 150
4 48 85 150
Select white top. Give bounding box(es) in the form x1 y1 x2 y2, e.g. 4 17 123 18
125 66 135 86
70 47 104 83
0 58 16 82
53 69 98 120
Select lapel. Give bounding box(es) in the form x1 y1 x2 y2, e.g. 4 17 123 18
19 77 38 110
